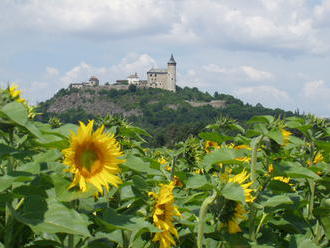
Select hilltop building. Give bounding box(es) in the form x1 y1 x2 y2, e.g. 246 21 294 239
147 54 176 91
70 76 99 89
68 54 177 92
128 73 140 85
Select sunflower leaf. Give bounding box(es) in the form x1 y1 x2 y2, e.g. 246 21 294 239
222 182 245 203
1 102 28 126
12 196 90 236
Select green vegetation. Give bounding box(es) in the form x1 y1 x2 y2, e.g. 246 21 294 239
1 85 330 247
37 86 295 146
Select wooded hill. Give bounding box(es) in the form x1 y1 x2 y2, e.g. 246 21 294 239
37 85 296 146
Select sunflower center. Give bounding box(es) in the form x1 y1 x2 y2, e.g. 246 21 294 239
81 149 98 171
219 200 237 223
157 204 167 221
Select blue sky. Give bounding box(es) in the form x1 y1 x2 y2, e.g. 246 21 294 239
1 0 330 116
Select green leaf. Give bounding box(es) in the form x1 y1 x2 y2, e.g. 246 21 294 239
267 129 283 145
88 231 122 248
248 115 274 125
0 173 34 192
24 121 44 139
132 175 149 192
0 176 16 192
201 148 246 171
51 175 97 202
123 155 161 175
13 196 90 236
315 141 330 153
47 123 78 138
222 182 245 203
0 144 16 159
186 175 210 189
289 235 320 248
99 208 158 232
267 180 292 193
1 102 28 126
198 132 232 143
262 195 295 208
314 198 330 239
28 149 62 165
277 161 321 180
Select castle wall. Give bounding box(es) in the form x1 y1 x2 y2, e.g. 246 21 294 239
167 64 176 92
147 72 168 89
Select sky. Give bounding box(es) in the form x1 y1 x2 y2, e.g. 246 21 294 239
1 0 330 117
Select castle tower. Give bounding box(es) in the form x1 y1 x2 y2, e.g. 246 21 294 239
167 54 176 92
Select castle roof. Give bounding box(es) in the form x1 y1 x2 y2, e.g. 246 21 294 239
168 54 176 64
147 68 168 74
128 72 139 78
89 76 99 81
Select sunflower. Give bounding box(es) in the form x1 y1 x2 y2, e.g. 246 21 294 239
8 84 25 103
213 170 253 234
225 143 251 163
214 199 248 234
62 120 124 194
281 128 292 145
235 157 251 163
158 157 171 171
173 176 183 187
228 170 255 203
268 164 291 184
205 140 220 152
227 202 248 234
149 182 181 248
307 152 324 166
194 168 205 174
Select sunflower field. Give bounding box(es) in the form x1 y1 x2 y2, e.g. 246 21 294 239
0 85 330 248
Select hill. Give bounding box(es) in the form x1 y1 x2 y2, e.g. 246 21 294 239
36 85 296 146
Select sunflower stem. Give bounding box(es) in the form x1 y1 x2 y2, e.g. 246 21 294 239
170 156 177 181
68 234 74 248
256 212 267 235
197 190 217 248
307 143 315 220
250 135 263 186
307 179 315 219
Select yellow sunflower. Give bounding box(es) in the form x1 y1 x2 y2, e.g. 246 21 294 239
158 157 171 171
228 170 255 203
227 203 248 234
215 170 253 234
307 152 324 166
268 164 291 184
8 84 26 103
217 199 248 234
204 140 220 152
234 144 251 150
235 157 251 163
149 182 181 248
225 143 251 163
281 128 292 145
62 120 124 194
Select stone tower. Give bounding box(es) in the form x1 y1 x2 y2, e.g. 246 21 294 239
167 54 176 92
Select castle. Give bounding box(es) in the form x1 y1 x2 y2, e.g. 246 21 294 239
69 54 177 92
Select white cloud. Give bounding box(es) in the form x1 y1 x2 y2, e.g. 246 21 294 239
58 53 156 86
302 80 330 99
110 53 157 77
297 80 330 116
0 0 176 37
172 0 329 55
1 0 329 55
234 85 291 108
46 67 59 77
202 64 273 82
241 66 274 81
